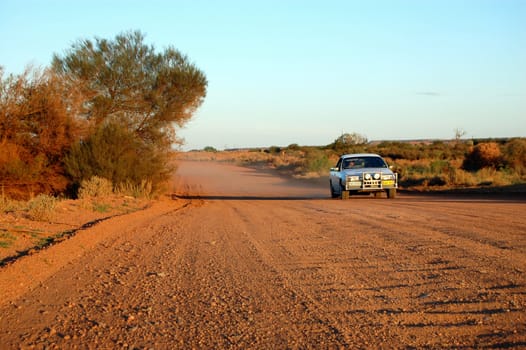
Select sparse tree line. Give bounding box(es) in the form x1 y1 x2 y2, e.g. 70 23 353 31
1 31 207 199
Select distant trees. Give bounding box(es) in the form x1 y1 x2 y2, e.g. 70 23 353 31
0 30 207 198
329 132 368 153
334 132 368 146
454 128 467 143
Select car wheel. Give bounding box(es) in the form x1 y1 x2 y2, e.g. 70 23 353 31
387 188 397 199
340 184 350 199
330 181 339 198
338 180 349 199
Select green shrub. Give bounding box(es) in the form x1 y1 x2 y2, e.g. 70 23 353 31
27 194 57 221
430 160 451 173
78 176 113 198
65 122 172 195
92 203 111 213
304 150 331 174
0 231 17 248
404 163 428 176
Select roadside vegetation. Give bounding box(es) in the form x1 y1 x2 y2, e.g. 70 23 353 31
0 177 150 264
1 30 207 201
186 133 526 192
1 30 207 260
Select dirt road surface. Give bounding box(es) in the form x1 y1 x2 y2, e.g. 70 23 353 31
1 161 525 349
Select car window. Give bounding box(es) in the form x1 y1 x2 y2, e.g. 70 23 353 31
364 157 387 168
343 156 387 169
343 158 361 169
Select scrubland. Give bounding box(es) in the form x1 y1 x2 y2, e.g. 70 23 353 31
181 138 526 193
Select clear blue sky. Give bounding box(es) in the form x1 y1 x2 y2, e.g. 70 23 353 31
1 0 525 150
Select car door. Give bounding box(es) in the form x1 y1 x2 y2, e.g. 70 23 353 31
330 158 343 191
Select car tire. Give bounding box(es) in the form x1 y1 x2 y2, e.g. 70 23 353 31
387 188 397 199
330 181 339 198
338 181 350 199
340 188 350 200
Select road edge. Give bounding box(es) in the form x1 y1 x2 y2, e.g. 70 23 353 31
0 197 190 308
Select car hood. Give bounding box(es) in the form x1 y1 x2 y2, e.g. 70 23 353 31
341 168 394 176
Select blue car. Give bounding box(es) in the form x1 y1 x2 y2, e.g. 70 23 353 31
329 153 398 199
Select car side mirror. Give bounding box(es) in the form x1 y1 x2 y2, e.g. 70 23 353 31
330 167 339 172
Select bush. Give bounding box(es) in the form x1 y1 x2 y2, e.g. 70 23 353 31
0 68 83 198
503 138 526 175
116 180 154 199
78 176 113 199
463 142 502 171
304 150 331 174
0 193 19 213
267 146 282 154
448 168 477 187
27 194 57 221
65 122 172 194
427 176 447 186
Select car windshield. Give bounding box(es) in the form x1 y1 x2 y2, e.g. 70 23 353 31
343 156 387 169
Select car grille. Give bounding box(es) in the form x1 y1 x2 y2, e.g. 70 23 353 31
362 179 382 188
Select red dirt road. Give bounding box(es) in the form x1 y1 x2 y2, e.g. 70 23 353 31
1 161 525 349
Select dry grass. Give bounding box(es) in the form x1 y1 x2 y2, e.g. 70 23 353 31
116 180 154 199
0 194 151 264
78 176 114 199
27 194 57 221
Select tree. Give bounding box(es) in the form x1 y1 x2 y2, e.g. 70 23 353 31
52 30 207 146
53 30 207 193
334 132 368 146
0 67 84 198
454 128 467 142
330 132 368 153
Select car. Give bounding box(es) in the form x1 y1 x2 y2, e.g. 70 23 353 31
329 153 398 199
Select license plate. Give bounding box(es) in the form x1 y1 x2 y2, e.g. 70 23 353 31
382 180 394 186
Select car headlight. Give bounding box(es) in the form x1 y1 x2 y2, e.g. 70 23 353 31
373 173 381 180
348 175 360 181
382 174 394 180
364 173 371 180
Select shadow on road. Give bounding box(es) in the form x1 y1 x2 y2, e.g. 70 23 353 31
172 194 329 201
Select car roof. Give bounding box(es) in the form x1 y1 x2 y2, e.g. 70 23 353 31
340 153 382 159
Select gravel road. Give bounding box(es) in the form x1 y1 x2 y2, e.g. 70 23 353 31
1 161 525 349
